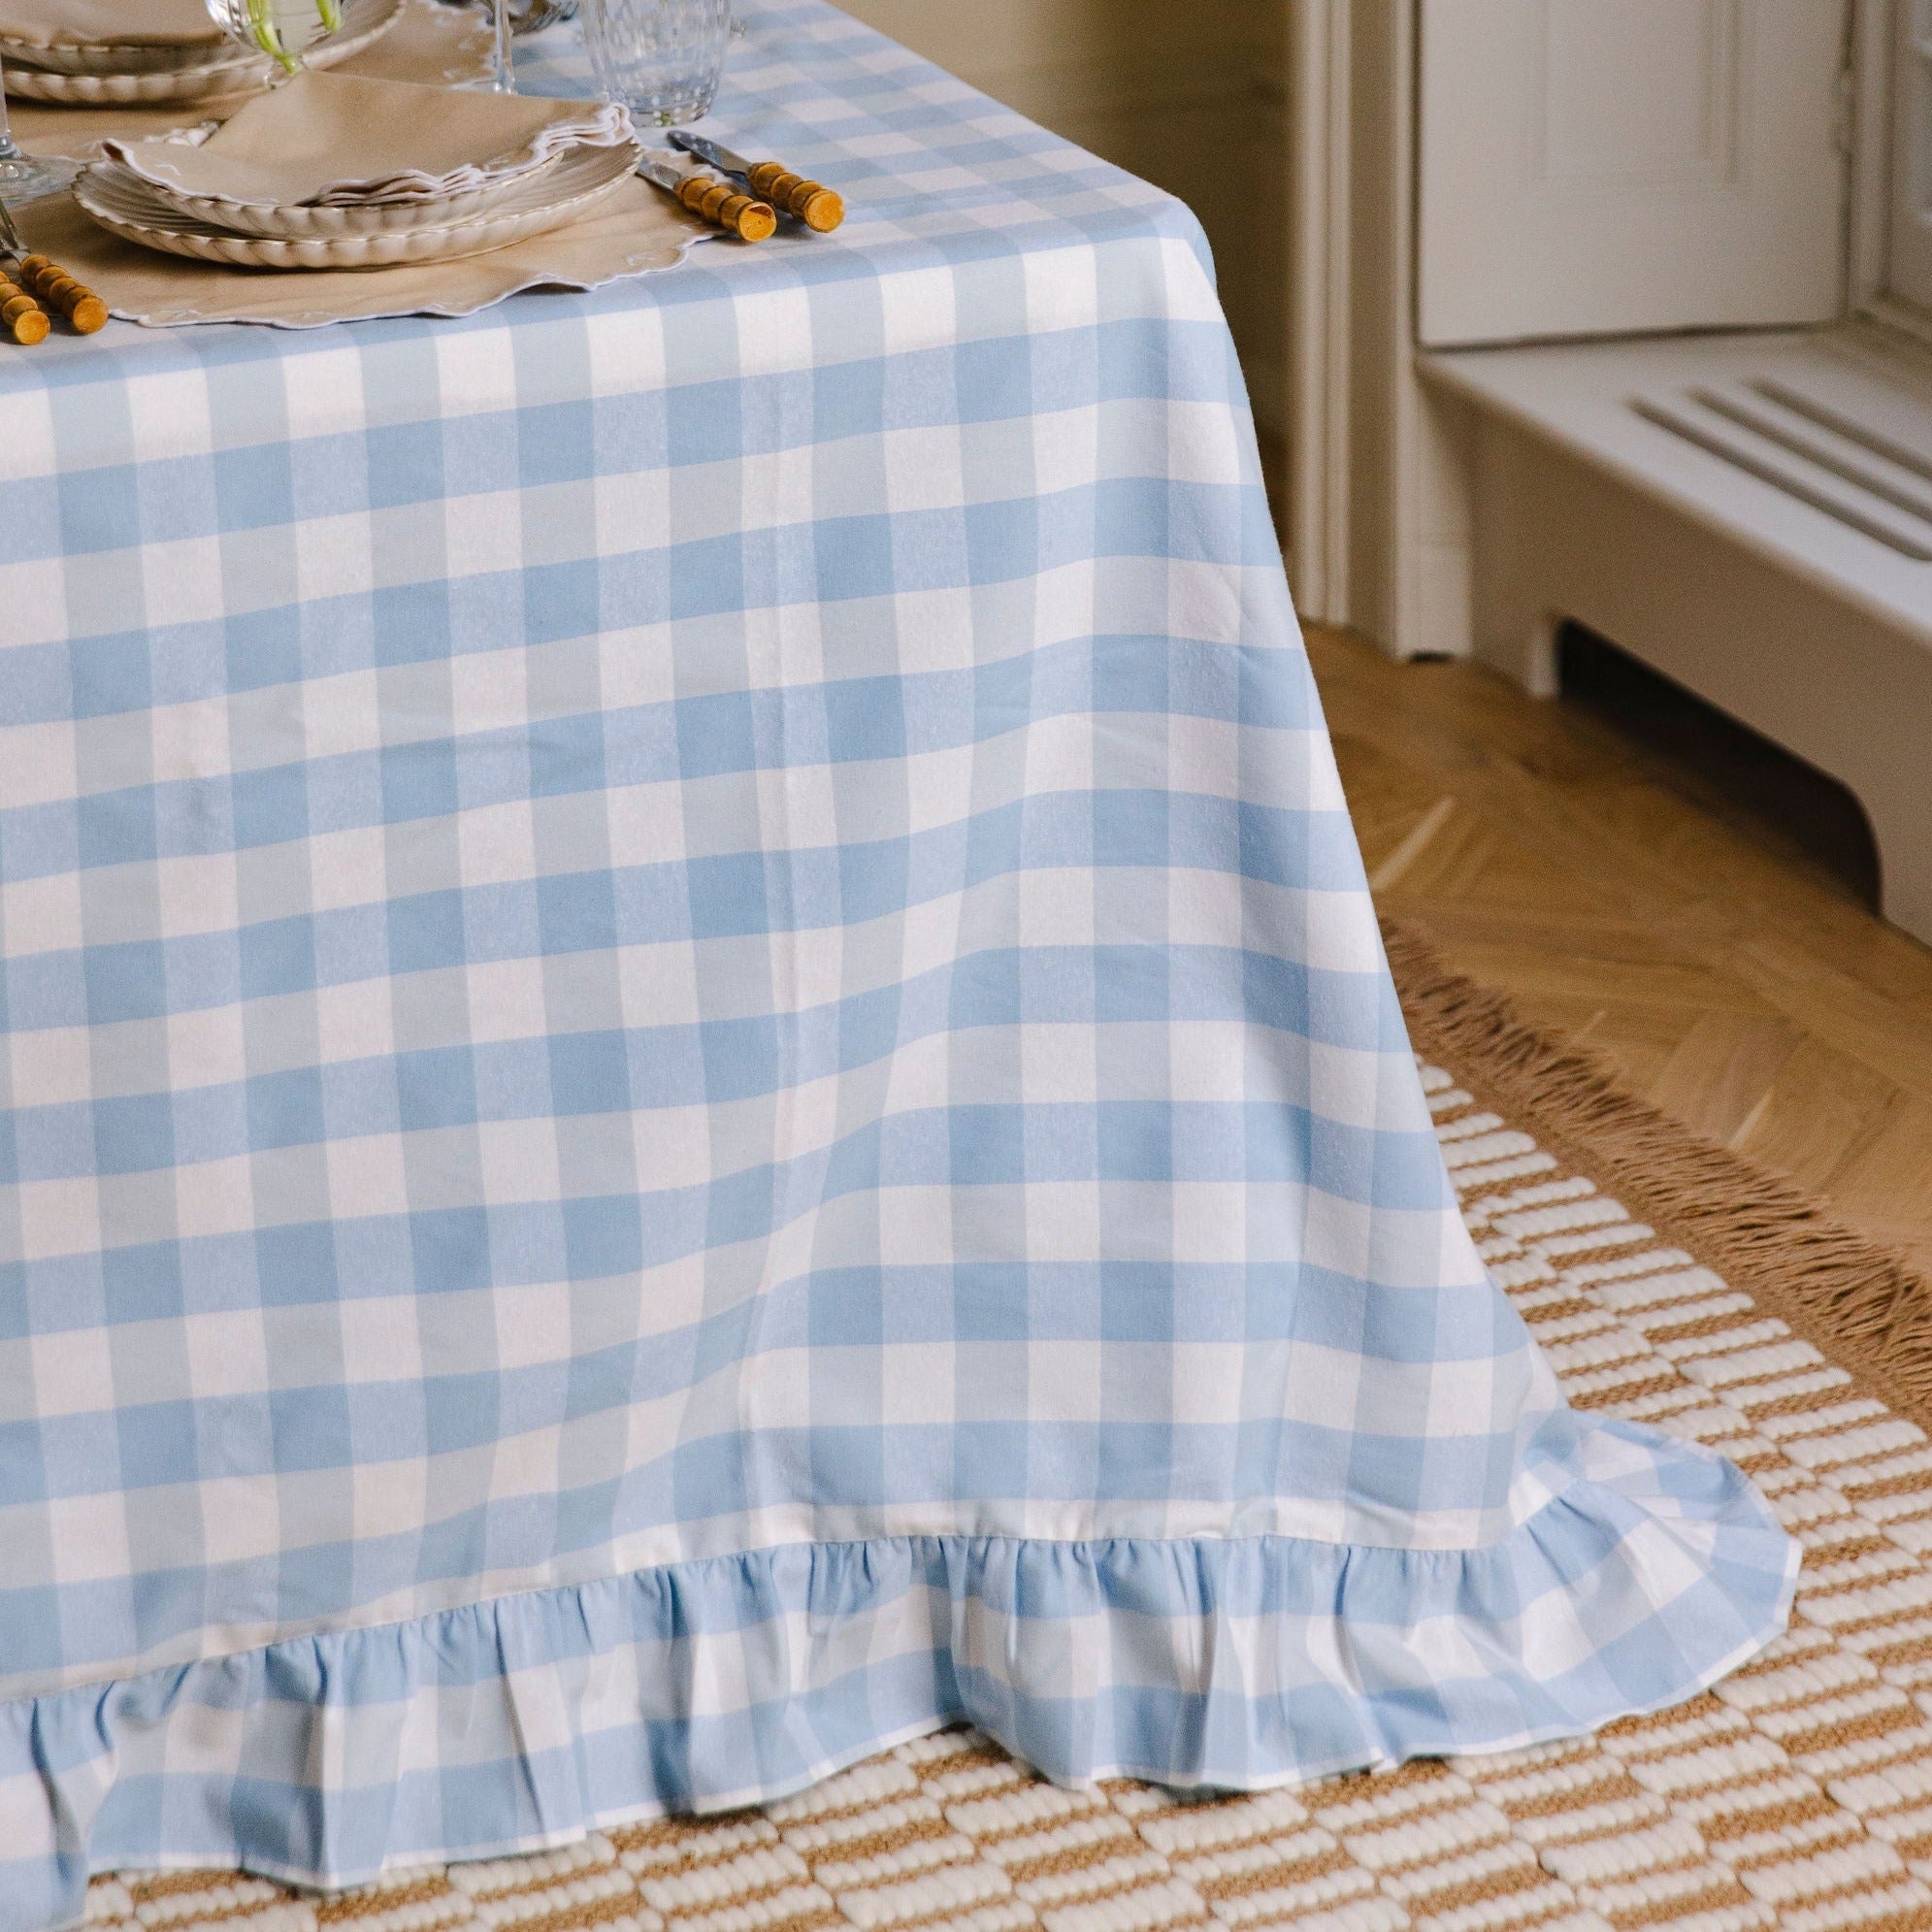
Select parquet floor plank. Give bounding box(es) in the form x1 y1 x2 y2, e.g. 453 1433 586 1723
1647 1010 1808 1149
1726 1038 1899 1190
1731 939 1932 1105
1308 624 1932 1286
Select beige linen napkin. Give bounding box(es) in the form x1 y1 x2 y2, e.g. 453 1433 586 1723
16 175 708 326
103 70 634 208
0 0 225 49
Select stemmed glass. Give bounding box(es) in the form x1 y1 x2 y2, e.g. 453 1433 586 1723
483 0 580 96
490 0 513 93
0 51 80 200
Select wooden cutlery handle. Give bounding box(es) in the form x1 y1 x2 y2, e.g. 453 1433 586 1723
0 274 49 345
16 253 108 334
676 175 776 242
744 162 843 232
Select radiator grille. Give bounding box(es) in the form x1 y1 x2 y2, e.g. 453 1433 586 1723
1631 369 1932 561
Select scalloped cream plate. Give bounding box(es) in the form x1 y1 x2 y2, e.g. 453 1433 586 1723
74 137 642 268
0 36 251 75
3 0 401 100
111 129 570 238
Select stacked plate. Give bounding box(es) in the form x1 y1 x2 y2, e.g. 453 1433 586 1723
73 70 643 272
1 0 404 102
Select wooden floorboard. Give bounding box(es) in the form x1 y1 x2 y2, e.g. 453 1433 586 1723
1307 624 1932 1282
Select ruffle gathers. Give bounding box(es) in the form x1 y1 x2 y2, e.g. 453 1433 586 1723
0 1415 1794 1932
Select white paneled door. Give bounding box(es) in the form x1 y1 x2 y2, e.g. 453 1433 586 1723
1418 0 1849 348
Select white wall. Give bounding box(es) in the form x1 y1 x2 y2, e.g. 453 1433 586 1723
835 0 1289 443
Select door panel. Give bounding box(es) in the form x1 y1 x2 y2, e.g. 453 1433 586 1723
1419 0 1848 347
1893 0 1932 311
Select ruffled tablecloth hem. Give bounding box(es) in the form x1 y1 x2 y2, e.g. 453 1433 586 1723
0 1416 1796 1931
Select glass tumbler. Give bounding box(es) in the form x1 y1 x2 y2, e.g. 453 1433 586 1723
581 0 731 125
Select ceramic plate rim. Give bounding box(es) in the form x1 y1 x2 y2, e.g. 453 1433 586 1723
73 138 639 269
108 135 580 238
3 0 401 101
0 36 253 76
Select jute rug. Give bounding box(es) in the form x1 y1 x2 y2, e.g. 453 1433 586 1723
74 923 1932 1932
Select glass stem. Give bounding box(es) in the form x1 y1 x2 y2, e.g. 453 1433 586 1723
0 55 20 162
492 0 514 92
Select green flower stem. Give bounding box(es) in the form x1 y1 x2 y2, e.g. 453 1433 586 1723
243 0 341 72
245 0 294 71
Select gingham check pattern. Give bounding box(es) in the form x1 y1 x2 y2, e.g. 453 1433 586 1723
0 5 1793 1925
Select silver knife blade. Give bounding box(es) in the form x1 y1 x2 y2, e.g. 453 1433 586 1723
636 154 698 195
0 190 26 262
668 130 751 180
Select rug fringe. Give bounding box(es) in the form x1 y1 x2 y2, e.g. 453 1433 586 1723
1382 917 1932 1431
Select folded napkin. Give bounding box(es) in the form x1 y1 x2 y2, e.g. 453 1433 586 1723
0 0 225 48
103 69 636 208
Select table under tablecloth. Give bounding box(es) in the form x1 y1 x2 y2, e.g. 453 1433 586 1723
0 6 1795 1925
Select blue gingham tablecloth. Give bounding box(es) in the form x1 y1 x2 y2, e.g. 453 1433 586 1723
0 5 1795 1923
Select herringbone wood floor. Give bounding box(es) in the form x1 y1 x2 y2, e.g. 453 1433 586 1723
1308 624 1932 1283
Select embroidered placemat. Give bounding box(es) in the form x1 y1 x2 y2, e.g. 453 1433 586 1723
14 175 702 326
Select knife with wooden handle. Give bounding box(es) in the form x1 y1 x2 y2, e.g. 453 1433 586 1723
637 154 777 242
669 131 844 233
0 189 107 336
0 269 49 345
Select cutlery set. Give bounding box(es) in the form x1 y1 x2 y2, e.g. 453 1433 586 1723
667 128 841 236
0 184 102 339
635 135 841 244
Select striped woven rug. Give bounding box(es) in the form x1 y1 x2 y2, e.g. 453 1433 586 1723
77 927 1932 1932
